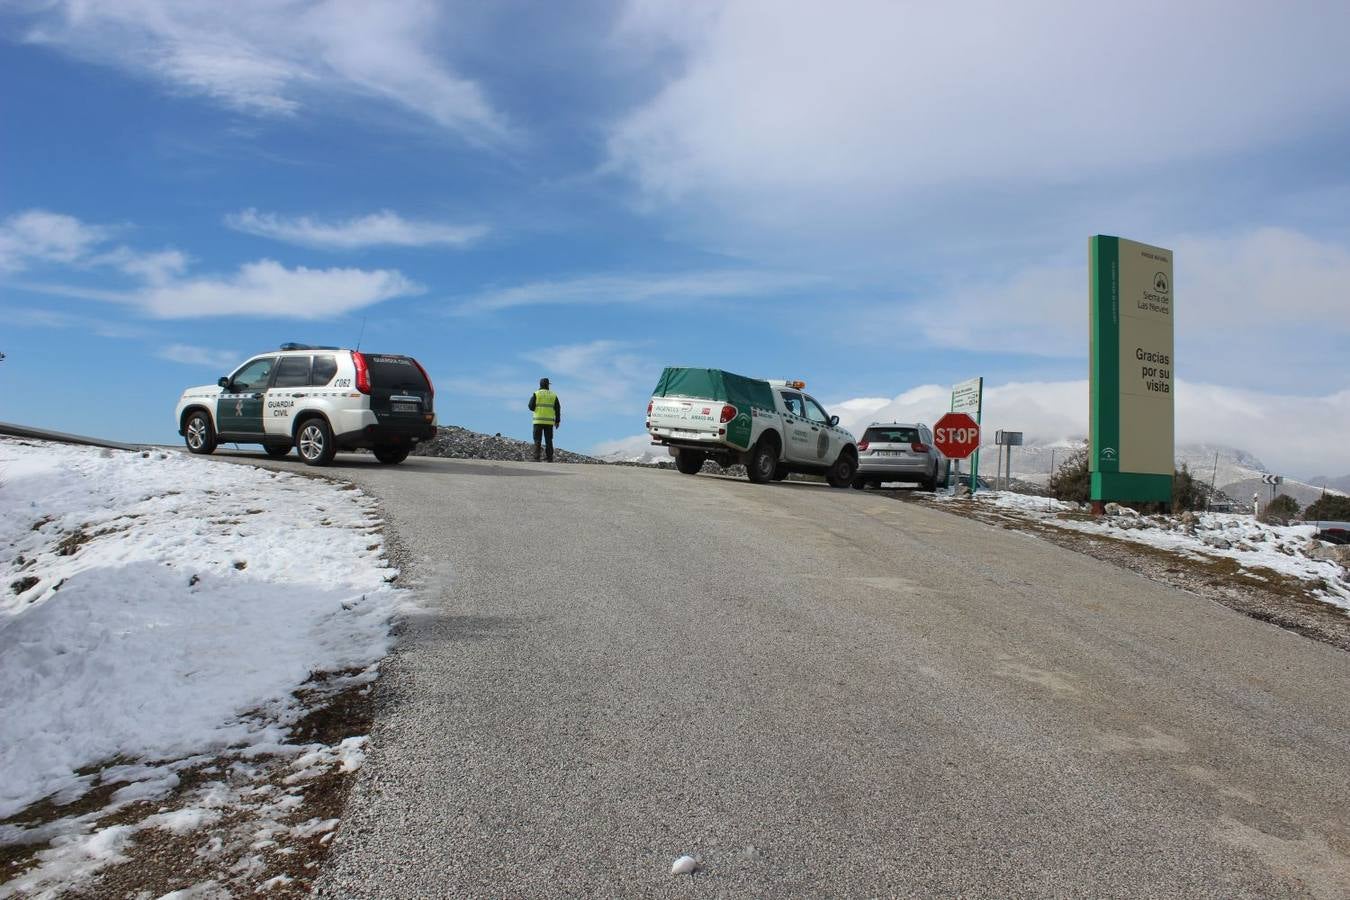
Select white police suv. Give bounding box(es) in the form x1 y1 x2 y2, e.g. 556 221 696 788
175 343 436 466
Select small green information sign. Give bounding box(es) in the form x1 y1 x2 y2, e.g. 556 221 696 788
1089 235 1174 503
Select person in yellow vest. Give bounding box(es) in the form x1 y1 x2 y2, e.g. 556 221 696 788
528 377 561 462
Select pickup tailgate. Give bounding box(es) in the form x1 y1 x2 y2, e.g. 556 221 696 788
649 396 722 437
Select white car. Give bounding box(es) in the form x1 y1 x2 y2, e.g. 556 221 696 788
175 343 436 466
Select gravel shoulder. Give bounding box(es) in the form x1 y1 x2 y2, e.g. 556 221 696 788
280 455 1350 898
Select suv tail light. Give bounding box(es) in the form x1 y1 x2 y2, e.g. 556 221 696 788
719 404 737 424
858 439 870 452
411 357 434 400
911 442 929 453
350 351 371 394
647 401 653 416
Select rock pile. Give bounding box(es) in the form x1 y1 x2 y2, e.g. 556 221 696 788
411 425 603 465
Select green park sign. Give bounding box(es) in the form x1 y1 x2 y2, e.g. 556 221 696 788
1089 235 1174 503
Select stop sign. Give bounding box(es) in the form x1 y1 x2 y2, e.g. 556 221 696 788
933 412 981 459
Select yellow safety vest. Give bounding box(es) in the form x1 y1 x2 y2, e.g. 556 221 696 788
532 389 558 425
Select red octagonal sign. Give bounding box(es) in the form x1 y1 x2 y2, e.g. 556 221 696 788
933 412 981 460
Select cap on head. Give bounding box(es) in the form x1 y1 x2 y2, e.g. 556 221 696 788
540 377 550 388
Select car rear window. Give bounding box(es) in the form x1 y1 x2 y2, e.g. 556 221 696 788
366 355 430 391
865 426 919 444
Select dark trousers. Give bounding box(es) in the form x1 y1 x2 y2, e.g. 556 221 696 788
532 424 554 461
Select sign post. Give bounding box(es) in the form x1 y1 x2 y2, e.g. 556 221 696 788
1089 236 1174 512
934 413 981 493
950 377 983 494
995 430 1023 490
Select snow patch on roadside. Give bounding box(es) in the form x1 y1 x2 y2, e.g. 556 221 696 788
0 437 404 895
934 489 1350 611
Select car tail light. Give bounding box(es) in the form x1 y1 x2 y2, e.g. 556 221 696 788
647 401 653 416
351 351 371 394
719 404 737 424
411 357 434 400
858 439 870 452
911 442 929 453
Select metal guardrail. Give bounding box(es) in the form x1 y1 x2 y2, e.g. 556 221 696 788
0 421 147 452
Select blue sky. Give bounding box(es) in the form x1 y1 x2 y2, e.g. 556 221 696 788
2 1 1348 477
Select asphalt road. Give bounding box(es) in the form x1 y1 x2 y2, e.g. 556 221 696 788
222 452 1350 898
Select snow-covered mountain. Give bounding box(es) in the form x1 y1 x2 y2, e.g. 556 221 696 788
994 439 1343 507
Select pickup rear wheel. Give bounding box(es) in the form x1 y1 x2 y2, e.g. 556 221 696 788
825 450 858 488
746 437 779 484
675 449 705 475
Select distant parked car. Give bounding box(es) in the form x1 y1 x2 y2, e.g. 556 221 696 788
174 343 436 466
1313 522 1350 545
853 422 951 491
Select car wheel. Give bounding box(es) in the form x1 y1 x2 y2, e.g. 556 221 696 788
675 449 706 475
296 417 337 467
184 411 216 455
264 445 291 459
746 437 779 484
825 450 858 488
373 446 410 465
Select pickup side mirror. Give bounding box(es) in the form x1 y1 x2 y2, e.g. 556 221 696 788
829 415 840 428
217 376 230 389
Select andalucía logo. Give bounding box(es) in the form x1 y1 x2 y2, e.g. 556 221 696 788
1100 447 1118 461
1153 272 1169 293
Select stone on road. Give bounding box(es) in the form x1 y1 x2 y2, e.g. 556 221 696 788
287 455 1350 898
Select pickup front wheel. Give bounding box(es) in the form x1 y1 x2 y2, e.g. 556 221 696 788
825 450 858 488
746 438 779 484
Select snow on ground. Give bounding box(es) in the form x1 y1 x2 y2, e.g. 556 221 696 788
933 489 1350 612
0 437 403 896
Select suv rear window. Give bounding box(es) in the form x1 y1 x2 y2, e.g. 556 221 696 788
864 426 919 444
366 355 430 391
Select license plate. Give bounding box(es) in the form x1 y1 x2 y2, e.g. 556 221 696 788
392 402 418 412
876 450 904 456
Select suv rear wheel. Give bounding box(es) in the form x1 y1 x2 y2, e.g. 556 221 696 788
296 417 337 467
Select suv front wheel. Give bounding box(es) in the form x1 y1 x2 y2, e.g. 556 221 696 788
296 417 337 466
184 411 217 455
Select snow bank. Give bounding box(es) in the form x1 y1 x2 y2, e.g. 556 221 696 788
0 439 401 819
935 489 1350 611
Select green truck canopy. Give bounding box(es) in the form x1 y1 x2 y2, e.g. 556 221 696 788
652 367 776 411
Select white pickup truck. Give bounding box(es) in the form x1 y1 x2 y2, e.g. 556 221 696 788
645 367 859 486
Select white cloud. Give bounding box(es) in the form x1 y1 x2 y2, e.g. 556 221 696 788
0 210 111 272
225 209 488 250
458 270 815 313
2 210 422 320
830 379 1350 479
610 2 1350 207
156 343 240 370
19 0 510 143
136 260 421 319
